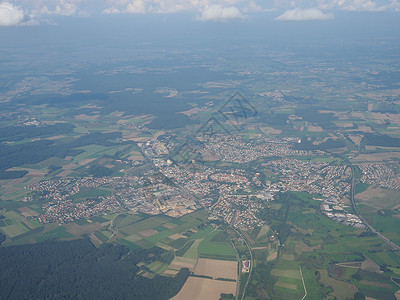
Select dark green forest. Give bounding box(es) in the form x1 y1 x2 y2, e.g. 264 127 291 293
0 130 123 179
0 239 189 299
0 123 75 142
363 133 400 147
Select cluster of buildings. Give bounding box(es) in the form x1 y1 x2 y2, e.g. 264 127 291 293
26 177 119 224
359 163 400 191
115 172 198 217
261 159 351 199
212 194 266 231
26 169 199 224
198 135 312 163
24 132 367 231
140 140 170 158
242 260 251 273
321 196 365 229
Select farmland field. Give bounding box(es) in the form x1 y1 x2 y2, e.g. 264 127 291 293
182 239 201 260
198 230 236 260
194 258 237 280
272 260 304 299
171 277 236 300
319 270 357 299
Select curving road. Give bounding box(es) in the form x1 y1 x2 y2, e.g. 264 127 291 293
229 226 253 300
343 158 400 251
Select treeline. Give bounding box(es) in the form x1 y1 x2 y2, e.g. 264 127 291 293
69 132 122 147
0 140 82 179
0 123 75 142
147 113 198 130
295 108 338 130
86 165 114 177
0 239 189 299
0 131 122 179
245 262 276 299
363 133 400 147
260 113 288 126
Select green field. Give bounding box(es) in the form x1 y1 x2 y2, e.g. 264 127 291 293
319 270 357 299
26 220 42 230
147 260 169 274
256 225 270 240
117 238 140 250
198 229 236 259
359 205 400 246
2 223 29 238
94 231 109 243
35 226 74 242
272 261 304 300
118 215 171 235
183 239 201 260
188 225 214 239
72 187 112 202
302 267 325 300
241 190 400 299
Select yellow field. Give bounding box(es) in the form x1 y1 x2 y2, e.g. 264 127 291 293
169 233 187 240
172 277 236 300
267 250 278 261
18 206 38 217
194 258 237 280
256 225 270 239
357 187 400 209
124 234 142 242
169 257 197 272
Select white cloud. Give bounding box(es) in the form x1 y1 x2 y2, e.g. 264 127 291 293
126 0 146 13
55 0 77 16
197 4 244 21
242 1 275 12
276 8 334 20
1 0 399 21
318 0 386 11
0 2 27 26
102 7 121 14
38 0 80 16
103 0 188 14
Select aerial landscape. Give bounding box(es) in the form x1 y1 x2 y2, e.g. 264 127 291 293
0 1 400 299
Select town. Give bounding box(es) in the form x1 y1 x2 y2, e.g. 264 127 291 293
24 133 374 230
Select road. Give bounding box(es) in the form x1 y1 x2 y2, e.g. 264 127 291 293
228 228 242 300
229 226 253 300
345 158 400 251
299 265 307 300
107 213 120 243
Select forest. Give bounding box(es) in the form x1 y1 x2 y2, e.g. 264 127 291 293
0 123 75 142
0 239 189 299
0 131 123 179
363 133 400 147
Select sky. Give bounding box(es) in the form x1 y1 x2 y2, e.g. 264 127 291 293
0 0 399 26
